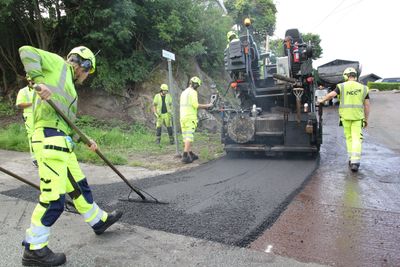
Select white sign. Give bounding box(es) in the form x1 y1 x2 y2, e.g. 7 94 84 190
162 49 175 61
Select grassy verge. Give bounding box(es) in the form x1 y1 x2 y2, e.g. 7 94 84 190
0 115 224 169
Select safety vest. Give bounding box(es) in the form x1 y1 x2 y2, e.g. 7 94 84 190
337 81 369 120
19 46 78 135
153 93 173 115
16 86 34 116
180 87 199 122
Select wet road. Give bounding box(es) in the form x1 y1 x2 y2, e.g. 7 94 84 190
251 104 400 266
1 91 398 266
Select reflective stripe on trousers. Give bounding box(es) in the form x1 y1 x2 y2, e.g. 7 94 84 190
342 119 363 164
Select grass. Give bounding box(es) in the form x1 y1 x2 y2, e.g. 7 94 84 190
0 115 224 168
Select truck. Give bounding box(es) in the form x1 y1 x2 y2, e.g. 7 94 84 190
218 20 323 155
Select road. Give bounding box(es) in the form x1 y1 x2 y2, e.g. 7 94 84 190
0 91 399 266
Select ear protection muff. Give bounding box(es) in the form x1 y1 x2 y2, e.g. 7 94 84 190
343 73 349 81
80 59 92 73
68 54 92 72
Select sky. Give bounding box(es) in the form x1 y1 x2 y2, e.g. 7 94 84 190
273 0 399 78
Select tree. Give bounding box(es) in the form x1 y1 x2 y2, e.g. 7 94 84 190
0 0 232 95
224 0 276 43
268 32 323 63
0 0 64 95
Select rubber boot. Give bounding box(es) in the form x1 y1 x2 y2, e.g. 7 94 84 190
189 151 199 161
181 152 193 164
93 210 123 235
350 163 360 172
22 246 66 266
155 127 162 145
167 127 174 145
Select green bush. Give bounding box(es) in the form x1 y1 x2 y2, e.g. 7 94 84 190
367 82 400 91
0 100 17 116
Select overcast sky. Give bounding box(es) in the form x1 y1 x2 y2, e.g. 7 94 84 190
274 0 398 78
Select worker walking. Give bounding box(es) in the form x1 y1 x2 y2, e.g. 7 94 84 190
16 75 37 166
18 45 122 266
179 77 213 164
318 67 370 172
153 84 174 145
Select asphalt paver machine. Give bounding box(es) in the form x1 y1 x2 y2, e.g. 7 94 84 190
219 21 322 155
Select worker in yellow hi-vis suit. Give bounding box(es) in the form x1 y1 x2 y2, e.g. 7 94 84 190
179 76 213 164
18 45 122 266
318 67 370 172
153 84 174 145
16 75 37 166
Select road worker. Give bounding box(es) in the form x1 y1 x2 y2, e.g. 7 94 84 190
318 67 370 172
226 31 239 48
179 76 213 164
16 75 36 166
153 84 174 145
18 45 122 266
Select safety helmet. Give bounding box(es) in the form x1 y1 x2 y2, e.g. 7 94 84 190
227 31 238 42
190 76 202 86
67 46 96 74
160 84 168 91
343 67 357 81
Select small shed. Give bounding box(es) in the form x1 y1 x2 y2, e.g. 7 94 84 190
359 73 381 85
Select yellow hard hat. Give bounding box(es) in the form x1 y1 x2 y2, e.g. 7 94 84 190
244 18 251 27
227 31 238 42
343 67 357 81
160 84 168 91
67 46 96 74
190 76 202 86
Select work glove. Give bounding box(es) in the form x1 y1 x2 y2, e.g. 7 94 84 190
363 120 368 128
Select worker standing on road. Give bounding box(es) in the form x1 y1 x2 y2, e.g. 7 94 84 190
16 75 37 166
318 67 370 172
179 76 213 164
153 84 174 145
18 45 122 266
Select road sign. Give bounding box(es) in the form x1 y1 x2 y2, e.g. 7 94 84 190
162 49 175 61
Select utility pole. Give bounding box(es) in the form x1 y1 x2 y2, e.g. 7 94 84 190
162 49 180 156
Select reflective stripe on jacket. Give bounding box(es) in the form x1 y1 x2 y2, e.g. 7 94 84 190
337 81 369 120
180 87 199 122
19 46 78 135
153 93 173 115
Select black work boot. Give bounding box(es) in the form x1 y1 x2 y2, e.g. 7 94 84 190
350 163 360 172
22 246 66 266
189 151 199 161
93 210 123 235
155 127 162 145
181 152 193 164
169 136 174 145
167 127 174 145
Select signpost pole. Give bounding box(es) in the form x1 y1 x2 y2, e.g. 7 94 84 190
162 50 180 156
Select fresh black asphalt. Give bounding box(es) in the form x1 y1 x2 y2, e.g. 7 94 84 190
2 155 318 247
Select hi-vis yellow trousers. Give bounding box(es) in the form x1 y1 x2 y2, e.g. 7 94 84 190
341 119 363 164
23 127 109 250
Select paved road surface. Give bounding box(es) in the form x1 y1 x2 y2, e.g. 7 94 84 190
0 91 398 266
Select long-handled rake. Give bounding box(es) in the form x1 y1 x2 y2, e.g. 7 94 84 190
34 85 167 204
0 166 78 213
